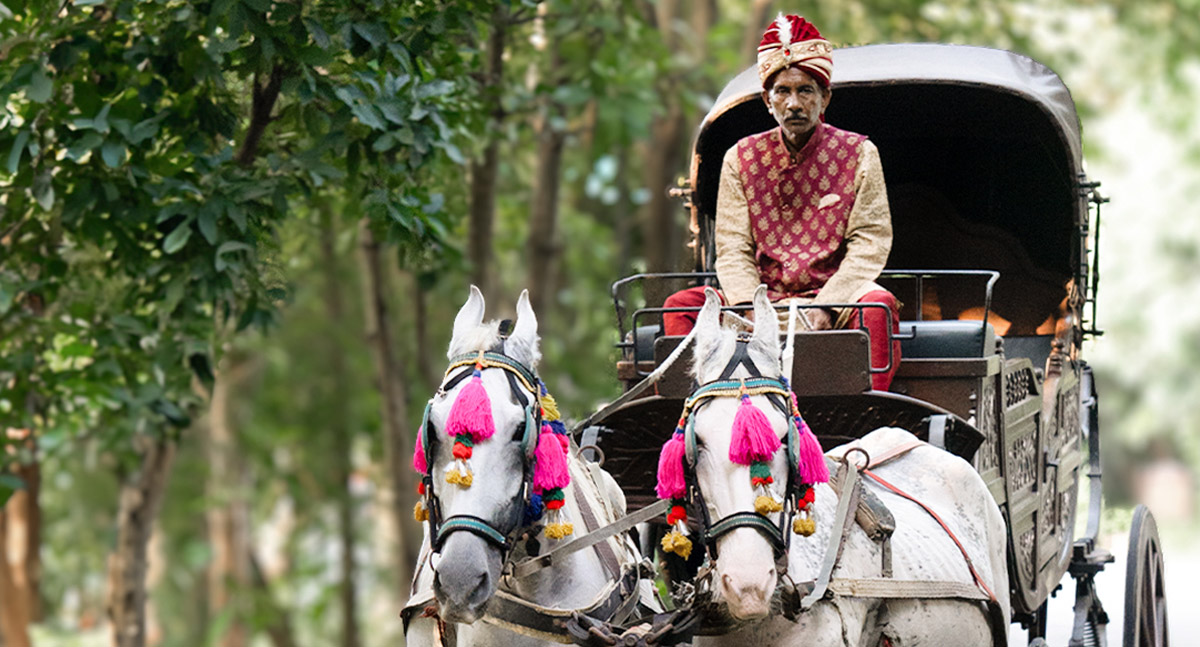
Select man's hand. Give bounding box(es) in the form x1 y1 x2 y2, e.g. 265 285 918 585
805 307 834 330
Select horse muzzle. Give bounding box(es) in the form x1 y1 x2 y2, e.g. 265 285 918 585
432 534 504 623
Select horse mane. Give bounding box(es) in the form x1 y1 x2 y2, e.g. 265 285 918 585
691 322 780 383
446 320 502 359
446 319 542 369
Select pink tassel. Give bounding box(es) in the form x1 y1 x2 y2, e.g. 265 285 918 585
729 395 781 465
445 372 495 442
412 429 427 474
533 424 570 493
796 419 829 483
656 433 687 500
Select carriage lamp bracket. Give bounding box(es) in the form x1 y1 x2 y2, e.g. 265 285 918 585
1078 176 1107 338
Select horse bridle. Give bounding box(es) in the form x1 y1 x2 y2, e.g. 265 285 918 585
679 336 805 564
417 348 542 558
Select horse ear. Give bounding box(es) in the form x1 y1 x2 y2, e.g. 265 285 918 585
750 285 780 356
507 289 541 368
695 287 722 339
451 285 486 352
692 287 724 375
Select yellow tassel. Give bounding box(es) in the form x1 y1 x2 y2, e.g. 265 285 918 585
544 522 574 539
541 393 561 421
446 469 473 487
754 495 783 515
414 501 428 522
793 517 816 536
661 529 694 560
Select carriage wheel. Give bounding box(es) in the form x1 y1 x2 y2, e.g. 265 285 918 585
1123 505 1169 647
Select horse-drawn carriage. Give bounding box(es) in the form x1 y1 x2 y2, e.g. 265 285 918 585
583 43 1168 646
404 43 1167 647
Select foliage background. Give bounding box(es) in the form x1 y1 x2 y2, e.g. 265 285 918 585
2 0 1199 645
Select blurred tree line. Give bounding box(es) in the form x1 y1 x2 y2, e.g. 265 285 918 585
0 0 1197 646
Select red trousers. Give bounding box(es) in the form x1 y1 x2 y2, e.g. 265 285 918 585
662 286 901 391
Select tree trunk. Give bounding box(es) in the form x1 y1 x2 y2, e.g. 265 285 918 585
358 220 420 596
526 40 567 318
206 354 256 647
742 0 776 65
412 273 437 390
107 435 176 647
320 211 360 647
248 553 298 647
468 7 508 303
0 494 31 647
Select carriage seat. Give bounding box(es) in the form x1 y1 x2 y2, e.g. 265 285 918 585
898 320 995 359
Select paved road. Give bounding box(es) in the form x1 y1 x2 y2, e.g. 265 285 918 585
1009 531 1197 646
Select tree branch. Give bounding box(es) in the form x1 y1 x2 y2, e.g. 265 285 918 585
236 65 287 168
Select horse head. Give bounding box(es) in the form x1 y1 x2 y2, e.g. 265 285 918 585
420 286 543 623
687 286 794 619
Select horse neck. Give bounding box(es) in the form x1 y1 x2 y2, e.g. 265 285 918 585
504 453 616 608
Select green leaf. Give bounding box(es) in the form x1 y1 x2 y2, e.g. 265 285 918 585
226 202 246 232
33 173 54 210
215 241 253 271
93 104 111 134
27 69 52 103
305 18 331 49
163 220 193 254
100 140 125 168
197 206 218 244
353 22 388 48
66 132 104 161
7 130 29 174
0 475 25 507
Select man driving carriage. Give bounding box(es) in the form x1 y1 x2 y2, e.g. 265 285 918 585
663 14 901 391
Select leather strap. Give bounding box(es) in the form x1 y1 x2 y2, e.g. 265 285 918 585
512 499 670 579
828 577 989 600
800 461 862 609
570 480 622 581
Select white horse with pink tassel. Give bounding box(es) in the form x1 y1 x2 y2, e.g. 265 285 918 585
654 286 1010 646
403 287 652 647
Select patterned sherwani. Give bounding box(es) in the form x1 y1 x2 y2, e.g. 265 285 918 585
714 122 891 316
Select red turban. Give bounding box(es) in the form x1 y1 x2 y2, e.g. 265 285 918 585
757 14 833 89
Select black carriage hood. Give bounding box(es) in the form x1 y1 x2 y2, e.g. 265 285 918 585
690 44 1088 331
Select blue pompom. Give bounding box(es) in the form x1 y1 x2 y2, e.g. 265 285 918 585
524 492 545 525
548 419 568 436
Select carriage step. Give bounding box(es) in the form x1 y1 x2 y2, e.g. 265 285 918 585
1068 542 1114 577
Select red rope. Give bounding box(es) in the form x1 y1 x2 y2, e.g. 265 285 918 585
862 469 999 604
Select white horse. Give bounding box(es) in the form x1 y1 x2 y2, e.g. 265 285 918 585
404 287 648 647
683 286 1010 646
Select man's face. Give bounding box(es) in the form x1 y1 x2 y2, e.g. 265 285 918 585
762 67 830 149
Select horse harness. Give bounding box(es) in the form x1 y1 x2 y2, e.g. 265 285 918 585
404 347 649 643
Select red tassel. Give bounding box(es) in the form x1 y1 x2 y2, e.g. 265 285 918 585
729 395 781 465
796 419 829 483
545 498 565 510
533 424 570 493
667 505 687 525
445 372 496 442
656 433 687 500
452 441 473 460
